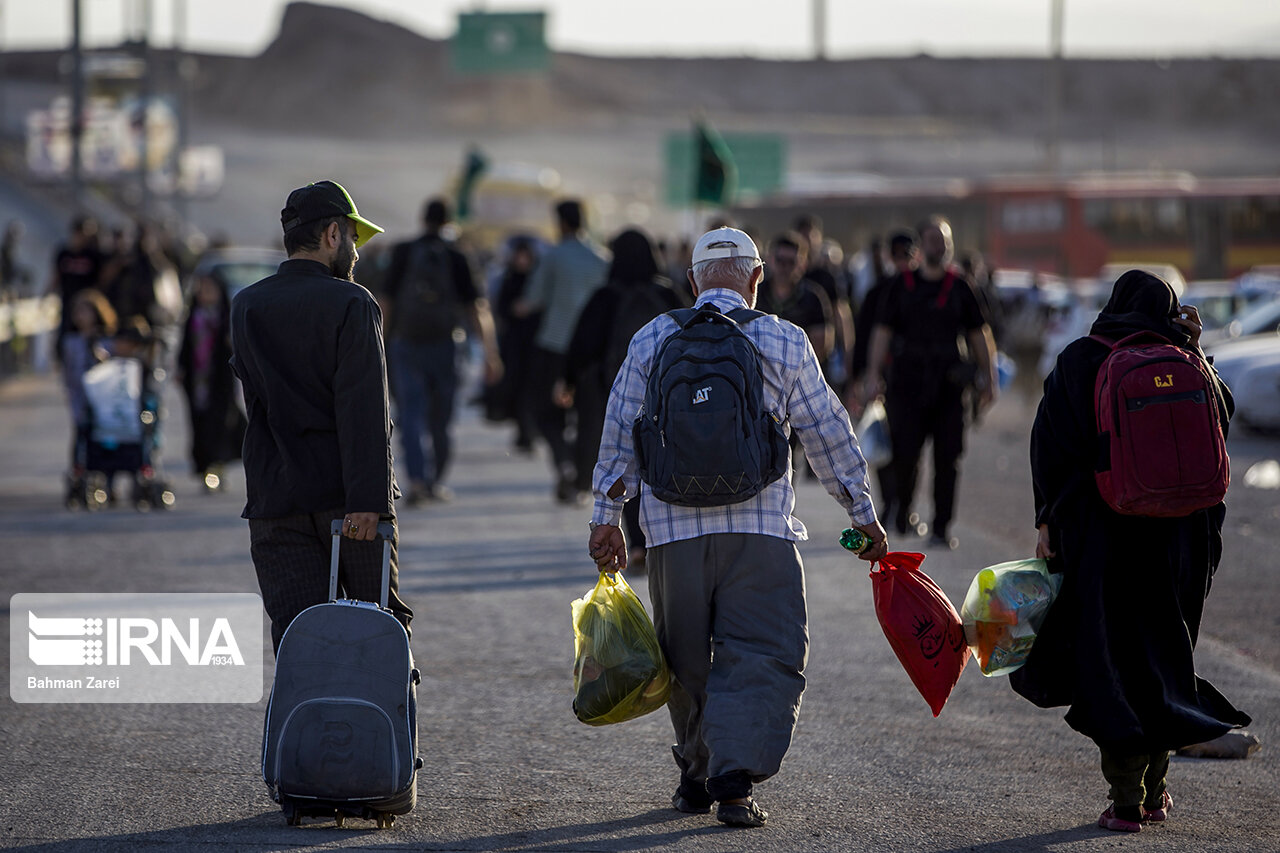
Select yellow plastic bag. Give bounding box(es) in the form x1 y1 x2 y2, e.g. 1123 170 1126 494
571 571 671 726
960 558 1062 677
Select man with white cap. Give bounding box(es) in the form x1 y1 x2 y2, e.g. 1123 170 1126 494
587 226 888 827
231 179 412 654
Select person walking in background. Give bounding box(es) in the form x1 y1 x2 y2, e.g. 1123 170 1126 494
490 235 542 453
1 220 30 297
230 179 411 653
792 214 854 389
565 227 686 572
587 227 887 828
1013 270 1250 833
863 216 997 549
757 231 834 367
61 288 117 504
850 228 918 524
177 269 245 492
518 199 609 505
50 216 105 363
382 197 501 505
758 231 835 478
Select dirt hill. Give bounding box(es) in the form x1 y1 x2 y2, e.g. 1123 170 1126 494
9 2 1275 144
191 2 1277 141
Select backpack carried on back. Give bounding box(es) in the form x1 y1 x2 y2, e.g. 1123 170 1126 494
633 305 788 507
1089 331 1229 517
393 237 459 342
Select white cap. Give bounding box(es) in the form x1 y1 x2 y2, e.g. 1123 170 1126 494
691 227 760 265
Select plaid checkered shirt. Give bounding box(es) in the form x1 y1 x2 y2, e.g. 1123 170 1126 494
590 288 877 547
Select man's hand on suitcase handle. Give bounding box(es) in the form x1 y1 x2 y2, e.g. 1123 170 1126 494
343 511 381 542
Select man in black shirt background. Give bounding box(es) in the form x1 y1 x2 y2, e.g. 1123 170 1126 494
862 216 998 549
50 215 104 361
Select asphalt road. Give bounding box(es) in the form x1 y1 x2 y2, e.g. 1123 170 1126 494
1 370 1276 852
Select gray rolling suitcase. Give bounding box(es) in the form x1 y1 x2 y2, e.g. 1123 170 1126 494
261 520 420 828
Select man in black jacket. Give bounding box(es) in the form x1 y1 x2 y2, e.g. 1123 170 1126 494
862 216 998 549
230 180 412 652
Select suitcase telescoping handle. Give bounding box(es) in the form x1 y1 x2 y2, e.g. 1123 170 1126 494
328 519 396 609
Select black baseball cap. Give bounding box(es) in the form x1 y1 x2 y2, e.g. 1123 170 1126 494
280 180 383 249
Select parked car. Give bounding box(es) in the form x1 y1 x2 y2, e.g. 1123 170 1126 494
1182 280 1254 331
1208 335 1280 433
1202 295 1280 346
190 247 285 303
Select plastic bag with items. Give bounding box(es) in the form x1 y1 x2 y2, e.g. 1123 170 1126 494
571 571 671 726
961 558 1062 677
854 398 892 469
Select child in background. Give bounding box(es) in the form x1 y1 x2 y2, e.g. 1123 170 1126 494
62 290 116 507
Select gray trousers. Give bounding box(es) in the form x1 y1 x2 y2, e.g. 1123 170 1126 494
647 533 809 788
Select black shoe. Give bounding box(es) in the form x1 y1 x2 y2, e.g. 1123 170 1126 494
424 483 454 502
405 481 429 507
672 792 712 814
716 797 768 828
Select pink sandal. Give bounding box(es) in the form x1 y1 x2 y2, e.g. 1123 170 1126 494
1098 805 1142 833
1143 790 1173 823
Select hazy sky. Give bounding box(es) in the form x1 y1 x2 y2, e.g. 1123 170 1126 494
5 0 1280 59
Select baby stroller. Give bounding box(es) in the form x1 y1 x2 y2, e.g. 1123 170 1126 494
67 325 175 511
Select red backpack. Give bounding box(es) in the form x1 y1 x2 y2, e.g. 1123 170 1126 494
1089 332 1229 517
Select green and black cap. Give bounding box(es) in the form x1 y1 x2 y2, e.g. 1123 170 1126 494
280 180 384 249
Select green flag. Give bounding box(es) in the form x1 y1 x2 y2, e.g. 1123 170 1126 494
456 146 488 221
693 118 737 206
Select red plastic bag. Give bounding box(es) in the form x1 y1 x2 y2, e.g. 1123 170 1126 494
871 551 970 716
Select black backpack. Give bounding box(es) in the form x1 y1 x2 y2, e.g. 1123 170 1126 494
394 237 459 343
633 305 789 507
604 282 679 384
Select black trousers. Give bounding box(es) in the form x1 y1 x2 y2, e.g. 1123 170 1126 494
249 509 413 654
885 374 966 537
530 347 573 478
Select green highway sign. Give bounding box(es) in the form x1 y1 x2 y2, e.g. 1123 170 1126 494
453 12 550 75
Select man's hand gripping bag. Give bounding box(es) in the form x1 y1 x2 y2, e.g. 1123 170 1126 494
871 551 970 716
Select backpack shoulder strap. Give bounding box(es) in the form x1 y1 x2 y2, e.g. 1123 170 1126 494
1090 330 1172 350
726 307 767 325
667 308 700 328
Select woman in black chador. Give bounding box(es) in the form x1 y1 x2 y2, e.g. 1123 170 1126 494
177 270 245 491
1014 270 1250 833
565 228 686 568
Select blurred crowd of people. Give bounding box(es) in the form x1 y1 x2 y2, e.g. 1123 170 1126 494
48 214 245 506
350 197 1013 561
40 194 1028 545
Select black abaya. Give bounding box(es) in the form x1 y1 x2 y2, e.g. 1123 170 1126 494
1012 271 1251 754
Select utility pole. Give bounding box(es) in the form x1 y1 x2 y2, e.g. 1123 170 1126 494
813 0 826 61
1045 0 1064 175
70 0 85 207
173 0 189 223
0 0 7 142
138 0 152 220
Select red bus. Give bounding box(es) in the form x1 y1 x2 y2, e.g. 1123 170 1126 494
732 172 1280 280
